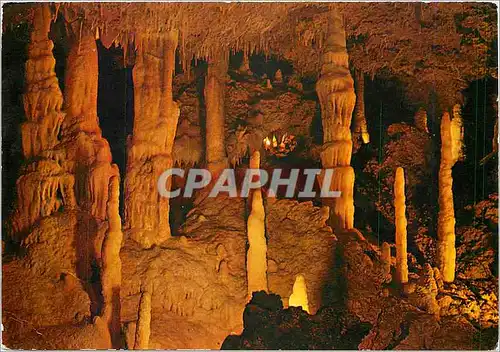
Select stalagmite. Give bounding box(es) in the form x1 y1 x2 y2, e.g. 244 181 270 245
352 70 370 145
274 69 283 83
134 286 152 350
414 108 429 133
204 50 229 175
101 176 123 347
437 111 459 283
125 31 180 248
316 10 356 231
246 151 268 298
238 50 252 75
381 242 392 277
22 4 64 159
288 274 310 313
395 167 408 284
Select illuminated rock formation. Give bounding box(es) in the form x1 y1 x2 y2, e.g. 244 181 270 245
204 50 229 175
125 31 180 248
101 176 123 347
238 50 252 75
288 274 310 313
21 4 64 159
414 108 429 133
451 104 465 162
274 69 283 83
134 286 153 349
247 151 268 297
352 70 369 146
394 167 408 284
437 111 459 282
316 10 356 231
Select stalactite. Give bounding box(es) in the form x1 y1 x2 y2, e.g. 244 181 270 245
316 10 356 231
22 4 64 159
101 175 123 348
437 111 458 283
125 31 180 248
395 167 408 284
288 274 310 313
451 104 465 162
204 49 229 175
134 286 152 350
246 151 268 298
352 70 370 146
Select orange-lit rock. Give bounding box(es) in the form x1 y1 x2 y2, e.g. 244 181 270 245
246 151 268 297
288 274 310 313
394 167 408 284
205 50 229 174
437 112 457 283
101 176 123 347
352 70 369 146
316 10 356 231
21 4 64 159
125 31 180 248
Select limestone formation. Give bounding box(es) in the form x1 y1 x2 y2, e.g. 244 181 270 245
451 104 465 162
100 176 123 347
238 50 252 75
414 108 429 133
352 70 370 145
437 111 458 282
316 10 356 231
22 4 64 159
247 151 268 297
134 286 153 350
125 31 180 248
274 69 283 83
288 274 310 313
394 167 408 284
204 50 229 175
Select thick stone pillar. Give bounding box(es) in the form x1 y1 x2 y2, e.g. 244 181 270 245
125 31 180 248
62 26 119 220
22 4 64 159
204 50 229 175
316 11 356 231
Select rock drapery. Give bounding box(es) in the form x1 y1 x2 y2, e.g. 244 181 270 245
125 31 180 248
316 10 356 231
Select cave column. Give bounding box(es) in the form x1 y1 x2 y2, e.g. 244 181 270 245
204 49 229 175
125 31 180 248
316 11 356 231
22 4 64 159
62 19 119 220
